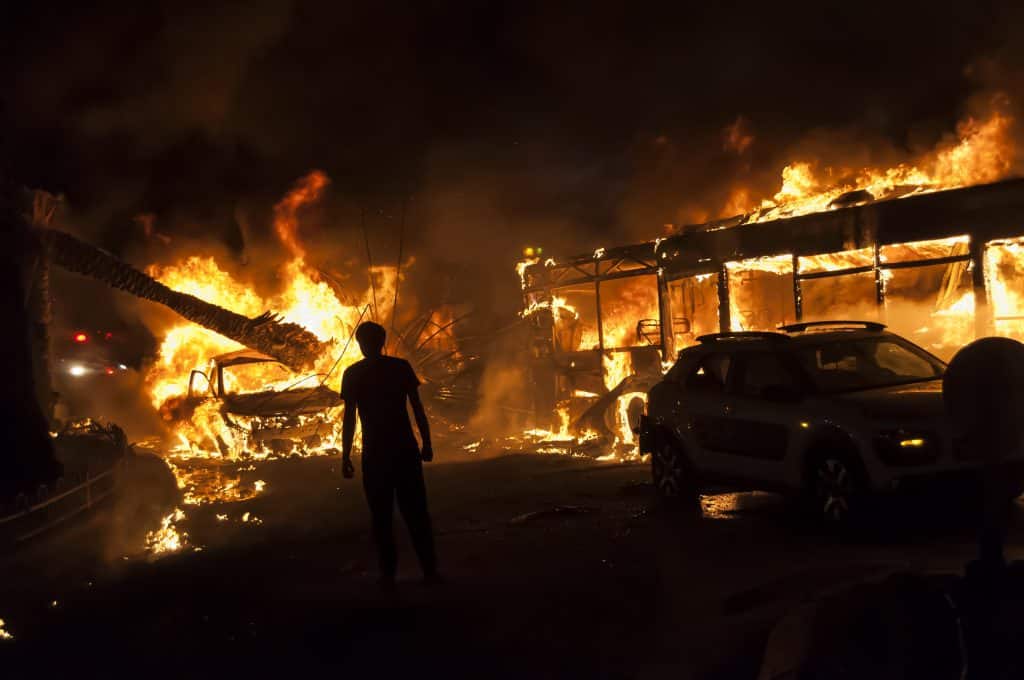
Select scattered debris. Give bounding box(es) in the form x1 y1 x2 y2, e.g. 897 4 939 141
618 480 654 496
509 505 599 525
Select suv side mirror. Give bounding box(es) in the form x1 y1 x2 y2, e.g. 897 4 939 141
761 384 803 403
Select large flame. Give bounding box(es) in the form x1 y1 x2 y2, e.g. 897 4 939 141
143 171 399 506
515 99 1021 462
729 103 1015 223
274 170 329 260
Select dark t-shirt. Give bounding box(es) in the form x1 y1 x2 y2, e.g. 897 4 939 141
340 356 420 455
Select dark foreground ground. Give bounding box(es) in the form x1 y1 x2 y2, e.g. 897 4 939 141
1 452 1019 679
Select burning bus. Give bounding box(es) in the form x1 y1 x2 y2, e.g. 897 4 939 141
519 177 1024 448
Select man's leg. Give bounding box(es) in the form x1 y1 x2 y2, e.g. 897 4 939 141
362 461 397 581
395 458 437 577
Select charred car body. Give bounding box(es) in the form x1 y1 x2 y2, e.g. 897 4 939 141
160 349 341 457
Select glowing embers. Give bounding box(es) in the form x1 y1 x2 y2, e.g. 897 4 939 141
985 237 1024 340
726 254 796 331
167 459 268 506
145 508 187 555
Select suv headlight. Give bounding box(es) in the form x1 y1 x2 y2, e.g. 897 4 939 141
874 430 940 466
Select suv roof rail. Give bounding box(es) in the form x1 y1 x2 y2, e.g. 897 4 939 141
697 331 790 343
778 320 887 333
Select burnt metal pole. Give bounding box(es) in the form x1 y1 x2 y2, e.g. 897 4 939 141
873 243 886 323
361 205 379 321
656 268 669 359
791 253 803 322
969 235 992 338
389 197 407 351
717 264 731 332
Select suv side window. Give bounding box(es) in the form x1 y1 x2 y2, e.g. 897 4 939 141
684 353 732 394
734 352 800 399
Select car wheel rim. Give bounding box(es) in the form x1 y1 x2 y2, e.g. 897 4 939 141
654 444 684 497
815 458 852 521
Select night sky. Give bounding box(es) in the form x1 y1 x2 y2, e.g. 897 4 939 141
4 1 1023 317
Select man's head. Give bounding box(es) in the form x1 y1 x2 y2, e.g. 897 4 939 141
355 321 386 358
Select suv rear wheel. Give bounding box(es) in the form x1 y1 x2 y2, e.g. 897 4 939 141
805 451 866 524
652 438 698 506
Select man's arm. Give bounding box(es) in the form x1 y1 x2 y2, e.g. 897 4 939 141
341 401 356 478
408 387 433 462
342 400 356 460
339 368 356 478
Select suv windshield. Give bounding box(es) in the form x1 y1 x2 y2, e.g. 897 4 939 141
796 336 944 394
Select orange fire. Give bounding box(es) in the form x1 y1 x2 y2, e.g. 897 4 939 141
273 170 329 260
728 103 1015 223
143 171 399 506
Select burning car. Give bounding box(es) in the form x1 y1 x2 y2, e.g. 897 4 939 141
159 348 342 458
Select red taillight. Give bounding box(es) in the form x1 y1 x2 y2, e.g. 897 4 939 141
105 366 115 376
74 332 88 343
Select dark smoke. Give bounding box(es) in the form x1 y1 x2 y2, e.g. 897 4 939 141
4 1 1024 323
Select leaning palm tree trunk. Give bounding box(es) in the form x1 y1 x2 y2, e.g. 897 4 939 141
37 228 326 371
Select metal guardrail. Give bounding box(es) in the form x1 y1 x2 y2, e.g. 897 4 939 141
0 459 123 543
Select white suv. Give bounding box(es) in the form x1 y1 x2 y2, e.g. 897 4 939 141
639 321 1024 522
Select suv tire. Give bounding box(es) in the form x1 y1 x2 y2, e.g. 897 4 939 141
652 437 699 507
804 449 866 525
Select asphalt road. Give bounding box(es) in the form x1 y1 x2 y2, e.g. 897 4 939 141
2 452 1019 678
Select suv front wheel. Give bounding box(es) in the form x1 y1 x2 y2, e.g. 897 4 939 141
805 450 866 524
652 438 698 506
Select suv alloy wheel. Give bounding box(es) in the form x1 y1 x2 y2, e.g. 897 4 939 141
808 452 863 523
652 439 698 506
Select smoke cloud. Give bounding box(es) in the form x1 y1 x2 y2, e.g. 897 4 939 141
5 1 1024 328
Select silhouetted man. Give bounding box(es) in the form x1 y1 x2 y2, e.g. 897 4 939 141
341 321 438 589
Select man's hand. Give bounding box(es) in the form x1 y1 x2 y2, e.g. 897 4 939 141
421 442 434 462
342 457 355 479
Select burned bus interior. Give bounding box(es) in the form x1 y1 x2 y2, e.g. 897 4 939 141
521 178 1024 438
